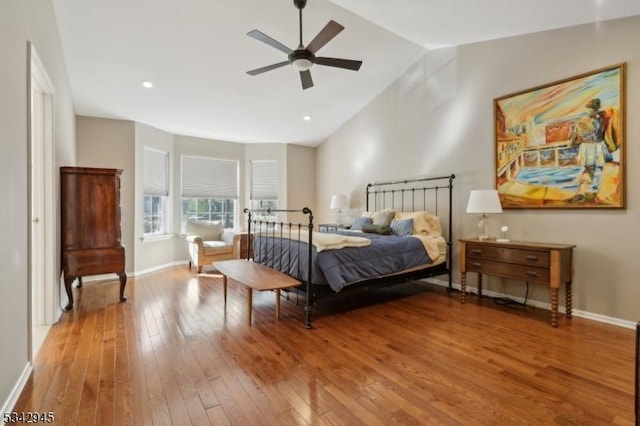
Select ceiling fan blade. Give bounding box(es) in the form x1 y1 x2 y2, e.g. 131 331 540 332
315 57 362 71
300 70 313 90
247 30 293 55
306 20 344 54
247 61 290 76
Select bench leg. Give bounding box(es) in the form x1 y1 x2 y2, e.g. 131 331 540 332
247 287 253 325
276 289 281 319
222 275 227 305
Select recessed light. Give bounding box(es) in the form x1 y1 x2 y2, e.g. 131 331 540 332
303 115 311 121
142 81 153 88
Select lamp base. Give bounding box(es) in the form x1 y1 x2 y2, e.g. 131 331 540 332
496 238 510 243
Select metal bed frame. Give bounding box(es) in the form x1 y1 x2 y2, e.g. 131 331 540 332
244 174 455 328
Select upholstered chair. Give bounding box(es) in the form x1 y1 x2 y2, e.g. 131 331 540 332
185 220 239 272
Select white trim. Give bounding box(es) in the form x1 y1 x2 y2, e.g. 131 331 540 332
78 261 189 283
424 277 636 329
140 233 175 243
1 362 33 418
28 43 58 363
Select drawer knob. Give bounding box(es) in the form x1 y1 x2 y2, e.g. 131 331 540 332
526 255 538 261
526 271 539 277
471 249 482 255
471 262 482 267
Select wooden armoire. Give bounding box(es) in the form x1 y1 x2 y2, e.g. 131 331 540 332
60 167 127 310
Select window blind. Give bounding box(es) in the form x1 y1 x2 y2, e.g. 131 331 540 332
143 148 169 196
182 155 238 199
250 160 278 200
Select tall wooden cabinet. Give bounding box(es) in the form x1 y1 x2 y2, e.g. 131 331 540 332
60 167 127 310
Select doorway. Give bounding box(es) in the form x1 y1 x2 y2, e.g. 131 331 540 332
29 43 57 359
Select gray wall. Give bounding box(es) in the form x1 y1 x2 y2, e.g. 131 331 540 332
316 15 640 322
0 0 75 410
134 123 176 272
76 116 136 272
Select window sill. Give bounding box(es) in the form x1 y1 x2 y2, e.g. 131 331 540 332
141 234 174 243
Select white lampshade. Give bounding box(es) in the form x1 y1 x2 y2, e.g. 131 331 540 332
466 190 503 214
329 194 349 210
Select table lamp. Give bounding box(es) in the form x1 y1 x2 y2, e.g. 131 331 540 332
329 194 348 225
466 189 503 240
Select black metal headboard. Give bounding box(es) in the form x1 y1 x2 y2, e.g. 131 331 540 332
366 174 456 274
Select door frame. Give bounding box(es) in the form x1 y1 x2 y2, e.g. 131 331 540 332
28 43 58 358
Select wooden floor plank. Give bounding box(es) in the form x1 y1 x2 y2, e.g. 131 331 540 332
13 267 635 425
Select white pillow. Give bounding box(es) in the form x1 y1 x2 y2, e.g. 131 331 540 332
361 208 396 226
394 211 442 235
186 220 224 240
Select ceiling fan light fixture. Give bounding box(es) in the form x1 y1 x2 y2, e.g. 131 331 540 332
291 58 313 72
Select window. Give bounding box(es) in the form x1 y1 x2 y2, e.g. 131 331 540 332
181 155 239 231
143 148 169 236
250 160 278 222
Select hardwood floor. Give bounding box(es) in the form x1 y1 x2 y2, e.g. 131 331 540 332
15 267 635 425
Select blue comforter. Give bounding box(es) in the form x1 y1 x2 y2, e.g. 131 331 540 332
253 231 432 292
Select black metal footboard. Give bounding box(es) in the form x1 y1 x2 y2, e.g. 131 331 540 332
244 207 315 328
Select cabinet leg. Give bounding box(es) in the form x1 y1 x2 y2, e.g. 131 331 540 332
77 276 83 288
117 272 128 302
460 272 467 303
551 287 559 327
63 275 75 311
565 281 572 319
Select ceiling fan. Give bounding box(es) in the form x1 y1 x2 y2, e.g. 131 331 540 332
246 0 362 90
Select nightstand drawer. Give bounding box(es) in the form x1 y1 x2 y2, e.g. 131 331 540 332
466 259 550 283
466 244 550 267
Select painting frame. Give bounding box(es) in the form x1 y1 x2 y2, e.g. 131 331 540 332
494 63 626 209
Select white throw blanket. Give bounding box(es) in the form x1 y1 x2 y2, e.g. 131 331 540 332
278 230 371 252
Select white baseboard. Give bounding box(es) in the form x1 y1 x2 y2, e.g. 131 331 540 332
79 260 190 283
1 362 32 421
423 277 636 330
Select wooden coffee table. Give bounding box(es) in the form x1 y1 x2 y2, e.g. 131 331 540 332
213 259 300 325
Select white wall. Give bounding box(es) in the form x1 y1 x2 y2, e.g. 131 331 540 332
76 116 136 272
316 15 640 322
0 0 75 411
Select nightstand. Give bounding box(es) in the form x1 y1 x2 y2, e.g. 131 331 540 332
318 224 350 233
459 238 575 327
237 232 254 260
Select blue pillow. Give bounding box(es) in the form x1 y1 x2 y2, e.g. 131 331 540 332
390 218 413 237
351 216 373 231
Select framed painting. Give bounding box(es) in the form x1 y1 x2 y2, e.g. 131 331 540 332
494 63 626 209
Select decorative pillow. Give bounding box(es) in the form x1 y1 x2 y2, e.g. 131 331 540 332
362 208 396 226
394 211 442 235
351 216 373 231
186 220 224 240
361 223 392 235
390 218 414 237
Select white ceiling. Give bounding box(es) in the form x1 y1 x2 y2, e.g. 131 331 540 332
52 0 640 147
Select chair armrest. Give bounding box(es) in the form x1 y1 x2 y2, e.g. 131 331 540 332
186 235 204 247
221 231 241 258
220 231 236 245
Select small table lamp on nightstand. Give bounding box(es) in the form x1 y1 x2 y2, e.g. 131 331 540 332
329 194 348 225
466 189 503 240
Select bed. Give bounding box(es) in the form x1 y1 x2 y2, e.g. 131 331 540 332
243 174 455 328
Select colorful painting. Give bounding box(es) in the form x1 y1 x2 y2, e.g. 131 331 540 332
494 64 625 209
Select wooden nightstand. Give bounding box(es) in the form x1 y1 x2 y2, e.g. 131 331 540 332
459 238 575 327
238 232 254 260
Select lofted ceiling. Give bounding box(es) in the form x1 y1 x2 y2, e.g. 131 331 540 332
52 0 640 146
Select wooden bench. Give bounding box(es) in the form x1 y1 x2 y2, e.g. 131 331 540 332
212 259 300 325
